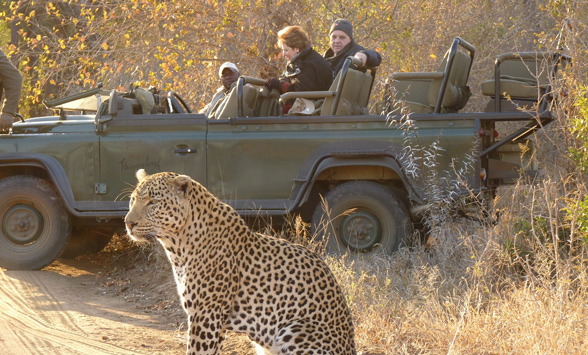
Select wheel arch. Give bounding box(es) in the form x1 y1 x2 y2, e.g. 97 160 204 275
0 153 78 216
292 153 425 220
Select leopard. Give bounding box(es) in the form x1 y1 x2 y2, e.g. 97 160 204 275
124 169 357 355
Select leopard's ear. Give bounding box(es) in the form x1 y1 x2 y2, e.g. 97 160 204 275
173 175 192 195
136 169 148 182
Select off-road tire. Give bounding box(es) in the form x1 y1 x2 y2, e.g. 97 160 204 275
0 176 71 270
311 181 412 256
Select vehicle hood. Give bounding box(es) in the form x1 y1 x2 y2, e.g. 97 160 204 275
9 114 96 134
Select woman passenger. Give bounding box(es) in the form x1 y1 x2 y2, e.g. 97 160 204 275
264 25 333 112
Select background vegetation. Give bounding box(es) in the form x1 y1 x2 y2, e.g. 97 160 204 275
2 0 584 115
3 0 588 353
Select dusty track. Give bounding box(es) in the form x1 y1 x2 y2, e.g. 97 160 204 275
0 260 185 355
0 251 256 355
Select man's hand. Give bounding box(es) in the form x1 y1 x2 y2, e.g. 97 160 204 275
0 112 14 133
354 52 368 67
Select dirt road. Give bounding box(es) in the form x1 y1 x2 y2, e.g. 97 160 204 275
0 244 256 355
0 260 186 354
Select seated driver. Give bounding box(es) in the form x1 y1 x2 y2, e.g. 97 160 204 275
199 62 240 118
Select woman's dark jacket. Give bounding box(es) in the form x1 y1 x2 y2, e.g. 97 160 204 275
281 46 333 92
323 41 382 76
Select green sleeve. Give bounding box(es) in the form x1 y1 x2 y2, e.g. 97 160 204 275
0 49 23 115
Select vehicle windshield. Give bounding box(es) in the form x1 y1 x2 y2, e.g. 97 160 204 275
44 88 111 113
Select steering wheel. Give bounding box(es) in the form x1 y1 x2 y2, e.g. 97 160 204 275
167 91 191 113
15 113 25 122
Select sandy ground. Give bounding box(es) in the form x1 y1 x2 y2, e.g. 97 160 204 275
0 245 256 355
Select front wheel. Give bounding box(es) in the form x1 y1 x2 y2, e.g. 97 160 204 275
0 176 71 270
311 181 412 256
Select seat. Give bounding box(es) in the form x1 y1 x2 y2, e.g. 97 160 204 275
390 37 475 114
254 86 281 117
214 76 281 118
320 67 373 115
107 90 143 115
279 56 376 116
480 52 572 112
214 81 259 119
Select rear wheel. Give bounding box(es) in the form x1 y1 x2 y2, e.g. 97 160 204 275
311 181 412 256
0 176 71 270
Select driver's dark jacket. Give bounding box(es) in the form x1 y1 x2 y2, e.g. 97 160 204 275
281 46 333 93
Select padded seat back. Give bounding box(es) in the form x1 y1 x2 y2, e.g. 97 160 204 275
390 37 474 114
214 84 258 119
321 68 373 116
428 50 472 111
254 87 281 117
390 78 432 114
501 58 550 82
481 56 552 98
480 52 571 112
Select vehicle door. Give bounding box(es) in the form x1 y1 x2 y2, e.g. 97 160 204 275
206 116 363 213
97 111 207 209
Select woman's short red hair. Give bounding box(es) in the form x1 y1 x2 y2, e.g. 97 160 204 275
278 25 310 51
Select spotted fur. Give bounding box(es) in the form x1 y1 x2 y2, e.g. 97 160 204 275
124 170 356 355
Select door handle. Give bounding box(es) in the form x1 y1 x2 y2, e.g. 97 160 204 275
174 147 197 154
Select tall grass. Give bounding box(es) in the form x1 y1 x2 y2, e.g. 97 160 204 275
323 185 588 354
326 117 588 351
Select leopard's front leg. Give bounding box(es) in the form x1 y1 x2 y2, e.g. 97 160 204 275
186 312 226 355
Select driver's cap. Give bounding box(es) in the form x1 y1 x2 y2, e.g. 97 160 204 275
218 62 239 77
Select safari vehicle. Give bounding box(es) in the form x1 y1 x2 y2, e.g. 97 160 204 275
0 37 571 270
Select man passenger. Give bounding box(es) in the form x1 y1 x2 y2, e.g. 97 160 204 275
199 62 240 118
323 19 382 76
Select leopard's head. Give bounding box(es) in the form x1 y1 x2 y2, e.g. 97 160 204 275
124 169 192 243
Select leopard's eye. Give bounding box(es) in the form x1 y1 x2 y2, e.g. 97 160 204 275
147 199 159 206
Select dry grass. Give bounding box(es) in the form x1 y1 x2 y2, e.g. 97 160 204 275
322 205 588 354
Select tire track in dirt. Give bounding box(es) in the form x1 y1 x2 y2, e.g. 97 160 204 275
0 270 86 335
0 268 142 355
27 271 88 334
0 269 91 342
